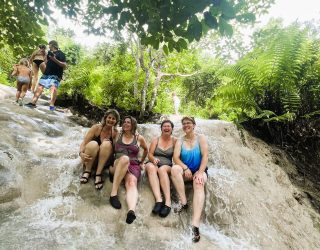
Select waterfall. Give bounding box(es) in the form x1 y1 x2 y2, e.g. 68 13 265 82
0 84 320 250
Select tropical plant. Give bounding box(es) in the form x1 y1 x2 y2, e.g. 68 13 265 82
211 22 320 122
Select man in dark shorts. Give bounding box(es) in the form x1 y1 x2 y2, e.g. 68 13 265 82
26 40 67 111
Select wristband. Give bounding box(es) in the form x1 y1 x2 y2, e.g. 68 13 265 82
183 168 189 172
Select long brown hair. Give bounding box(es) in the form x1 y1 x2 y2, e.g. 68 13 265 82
122 116 137 134
101 109 120 127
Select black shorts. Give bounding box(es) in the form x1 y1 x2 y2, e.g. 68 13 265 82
33 59 44 67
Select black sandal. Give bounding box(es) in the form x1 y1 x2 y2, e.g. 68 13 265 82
192 226 200 242
94 174 104 190
174 203 188 213
80 171 91 184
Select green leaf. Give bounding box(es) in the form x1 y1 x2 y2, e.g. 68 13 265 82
220 0 236 18
163 44 169 55
177 38 188 50
118 11 131 29
236 13 256 23
219 18 233 37
168 39 174 52
210 6 221 16
186 16 202 42
204 11 218 29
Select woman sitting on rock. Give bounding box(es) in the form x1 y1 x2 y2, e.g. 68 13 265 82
145 119 177 217
109 116 148 224
171 116 209 243
79 109 120 190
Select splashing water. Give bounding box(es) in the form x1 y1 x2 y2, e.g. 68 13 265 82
0 85 320 249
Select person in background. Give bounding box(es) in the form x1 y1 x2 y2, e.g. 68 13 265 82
29 44 47 92
109 116 148 224
11 58 32 106
145 119 177 217
171 116 209 242
172 92 181 115
79 109 120 190
26 40 66 111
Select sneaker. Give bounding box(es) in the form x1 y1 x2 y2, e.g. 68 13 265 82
49 106 55 111
18 98 23 106
25 102 36 108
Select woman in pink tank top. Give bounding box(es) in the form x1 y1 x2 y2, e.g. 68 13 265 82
109 116 148 224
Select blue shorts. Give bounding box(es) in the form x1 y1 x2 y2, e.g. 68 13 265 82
39 75 60 89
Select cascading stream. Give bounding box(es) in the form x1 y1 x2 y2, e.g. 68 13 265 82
0 85 319 250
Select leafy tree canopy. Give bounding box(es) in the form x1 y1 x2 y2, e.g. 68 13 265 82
2 0 274 54
0 0 49 55
86 0 275 52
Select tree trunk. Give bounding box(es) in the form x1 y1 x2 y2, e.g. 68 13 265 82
148 63 162 112
130 34 140 98
139 47 152 119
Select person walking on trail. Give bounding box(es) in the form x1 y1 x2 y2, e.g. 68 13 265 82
11 58 32 106
29 44 47 93
172 92 180 115
26 40 66 111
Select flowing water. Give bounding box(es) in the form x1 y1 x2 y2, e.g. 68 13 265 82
0 84 320 250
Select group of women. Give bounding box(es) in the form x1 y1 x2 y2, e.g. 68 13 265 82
79 109 208 242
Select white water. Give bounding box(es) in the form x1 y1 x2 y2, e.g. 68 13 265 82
0 84 319 250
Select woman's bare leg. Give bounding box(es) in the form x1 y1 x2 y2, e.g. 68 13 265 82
31 63 39 92
170 165 187 205
80 141 99 182
125 173 138 211
109 156 129 196
95 140 113 189
145 163 162 203
158 165 171 206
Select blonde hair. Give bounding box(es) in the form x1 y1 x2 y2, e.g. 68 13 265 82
19 58 29 67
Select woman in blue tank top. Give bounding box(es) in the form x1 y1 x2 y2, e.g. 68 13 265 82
145 120 177 218
171 116 208 243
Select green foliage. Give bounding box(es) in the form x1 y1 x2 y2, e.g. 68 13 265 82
212 22 320 123
183 69 221 106
0 0 47 55
100 0 273 53
0 46 16 85
81 0 273 51
61 43 138 109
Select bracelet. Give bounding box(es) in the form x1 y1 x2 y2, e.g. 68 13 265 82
183 168 189 172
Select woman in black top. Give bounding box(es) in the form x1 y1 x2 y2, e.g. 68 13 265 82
79 109 120 190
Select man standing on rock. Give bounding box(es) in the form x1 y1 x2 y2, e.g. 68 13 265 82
26 40 67 111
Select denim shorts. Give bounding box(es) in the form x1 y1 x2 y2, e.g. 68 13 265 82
39 75 60 89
